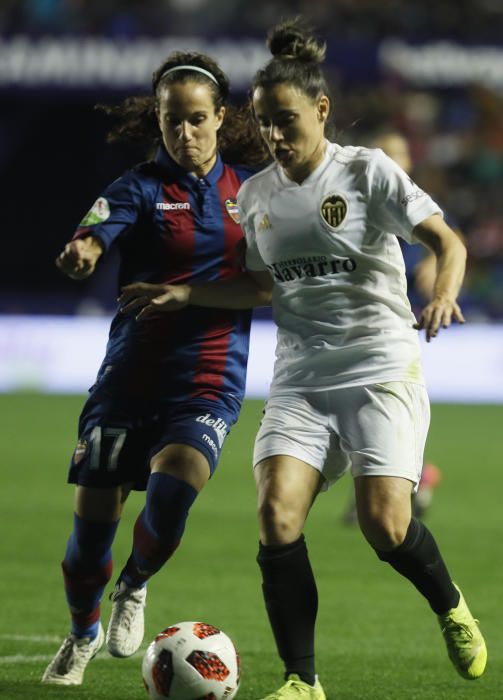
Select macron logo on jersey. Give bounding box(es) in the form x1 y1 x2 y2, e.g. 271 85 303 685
156 202 191 210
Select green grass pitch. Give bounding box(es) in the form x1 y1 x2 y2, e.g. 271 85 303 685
0 394 502 699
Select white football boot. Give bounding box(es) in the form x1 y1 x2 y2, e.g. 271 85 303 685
106 580 147 657
41 623 104 685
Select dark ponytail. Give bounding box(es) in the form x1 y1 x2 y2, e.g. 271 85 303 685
253 17 330 102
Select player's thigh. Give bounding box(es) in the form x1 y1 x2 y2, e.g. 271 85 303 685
253 390 333 488
149 402 238 491
354 474 413 549
333 381 430 488
68 395 154 493
150 443 210 492
255 455 323 544
255 454 324 516
355 474 414 516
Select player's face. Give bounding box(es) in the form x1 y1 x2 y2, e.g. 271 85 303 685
253 82 329 183
157 81 225 177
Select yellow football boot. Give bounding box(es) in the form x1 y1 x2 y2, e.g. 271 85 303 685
438 584 487 679
260 674 326 700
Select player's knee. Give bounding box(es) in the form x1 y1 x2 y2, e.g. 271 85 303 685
151 444 210 492
359 511 409 551
75 485 124 522
144 472 199 542
257 496 303 544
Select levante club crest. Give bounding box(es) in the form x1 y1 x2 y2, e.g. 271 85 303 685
225 198 240 224
73 439 88 464
320 194 348 229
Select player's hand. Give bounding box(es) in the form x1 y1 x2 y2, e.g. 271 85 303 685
55 237 103 279
119 282 191 319
414 296 465 342
136 285 191 319
118 283 167 314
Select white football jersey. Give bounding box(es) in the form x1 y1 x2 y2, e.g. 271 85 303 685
239 141 442 391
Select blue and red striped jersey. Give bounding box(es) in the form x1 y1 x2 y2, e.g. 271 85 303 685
73 146 255 412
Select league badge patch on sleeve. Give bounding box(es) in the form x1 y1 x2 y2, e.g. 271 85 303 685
225 198 240 224
72 439 88 465
320 193 348 230
79 197 111 226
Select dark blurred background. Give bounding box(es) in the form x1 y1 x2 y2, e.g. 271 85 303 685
1 0 503 321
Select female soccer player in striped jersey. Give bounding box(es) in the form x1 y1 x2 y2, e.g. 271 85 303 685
126 18 487 700
42 52 269 686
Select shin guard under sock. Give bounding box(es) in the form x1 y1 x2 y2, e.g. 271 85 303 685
62 513 119 637
375 518 459 614
257 535 317 686
121 472 198 587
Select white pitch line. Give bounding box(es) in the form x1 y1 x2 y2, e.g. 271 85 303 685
0 634 61 643
0 648 147 665
0 654 55 665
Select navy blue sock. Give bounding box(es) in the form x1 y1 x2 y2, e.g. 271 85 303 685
62 513 119 638
121 472 198 587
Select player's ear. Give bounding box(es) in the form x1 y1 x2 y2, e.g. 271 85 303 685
154 96 163 130
215 106 225 131
317 95 330 124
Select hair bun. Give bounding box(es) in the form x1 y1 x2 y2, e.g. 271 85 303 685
267 18 326 63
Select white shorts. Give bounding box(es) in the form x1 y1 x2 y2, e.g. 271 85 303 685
253 382 430 490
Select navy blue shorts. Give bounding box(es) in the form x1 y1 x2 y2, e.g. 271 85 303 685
68 397 238 490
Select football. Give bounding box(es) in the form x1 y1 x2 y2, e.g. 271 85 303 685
142 621 241 700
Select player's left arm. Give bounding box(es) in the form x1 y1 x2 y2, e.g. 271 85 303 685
119 201 274 317
412 213 466 342
118 271 273 317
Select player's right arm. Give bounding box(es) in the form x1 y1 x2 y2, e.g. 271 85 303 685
55 236 104 280
412 214 466 342
56 169 144 280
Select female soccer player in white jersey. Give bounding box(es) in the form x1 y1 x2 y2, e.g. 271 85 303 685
120 19 487 699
